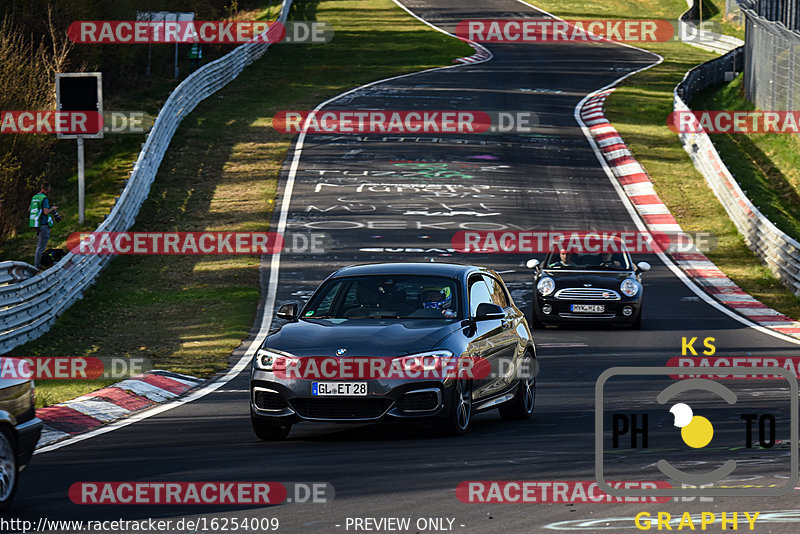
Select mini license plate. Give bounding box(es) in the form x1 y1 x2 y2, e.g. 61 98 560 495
312 382 368 396
571 304 605 313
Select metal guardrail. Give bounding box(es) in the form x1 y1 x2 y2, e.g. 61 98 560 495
0 0 294 353
0 262 38 286
674 47 800 296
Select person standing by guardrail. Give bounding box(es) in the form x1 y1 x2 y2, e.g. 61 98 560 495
29 182 58 270
188 43 202 73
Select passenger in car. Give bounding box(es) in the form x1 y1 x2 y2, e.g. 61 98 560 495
599 252 622 268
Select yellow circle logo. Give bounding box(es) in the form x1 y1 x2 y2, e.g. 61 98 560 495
670 403 714 448
680 415 714 448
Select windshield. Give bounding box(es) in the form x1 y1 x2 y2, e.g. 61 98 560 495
544 251 630 270
302 275 461 320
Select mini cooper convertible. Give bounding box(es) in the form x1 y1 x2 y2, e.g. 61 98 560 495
526 247 650 328
250 262 537 440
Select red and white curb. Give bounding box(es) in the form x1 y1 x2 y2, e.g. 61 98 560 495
454 42 492 64
36 370 203 448
580 89 800 339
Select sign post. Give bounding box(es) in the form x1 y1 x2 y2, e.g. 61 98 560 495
77 137 85 223
56 72 103 224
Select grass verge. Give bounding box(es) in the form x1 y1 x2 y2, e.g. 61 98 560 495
523 0 800 319
7 0 471 408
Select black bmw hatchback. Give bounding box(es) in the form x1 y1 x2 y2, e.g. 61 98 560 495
250 262 536 440
527 248 650 328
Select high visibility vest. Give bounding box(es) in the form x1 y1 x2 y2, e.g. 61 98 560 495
29 193 53 228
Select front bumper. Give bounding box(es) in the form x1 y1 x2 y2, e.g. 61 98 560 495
250 371 447 423
535 296 641 324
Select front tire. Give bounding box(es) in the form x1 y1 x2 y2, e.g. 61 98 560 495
0 426 18 511
251 415 292 441
499 355 536 420
629 311 642 330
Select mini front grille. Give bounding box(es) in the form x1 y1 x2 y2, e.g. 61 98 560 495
554 288 621 300
291 398 392 420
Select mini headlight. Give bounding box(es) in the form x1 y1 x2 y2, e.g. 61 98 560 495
254 348 287 371
537 277 555 296
620 278 640 297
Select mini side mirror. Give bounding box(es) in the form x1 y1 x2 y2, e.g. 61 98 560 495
637 262 651 273
526 259 540 269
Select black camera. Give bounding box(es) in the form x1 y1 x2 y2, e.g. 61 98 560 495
51 210 62 223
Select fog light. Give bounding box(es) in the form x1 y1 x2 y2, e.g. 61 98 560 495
542 304 552 314
622 306 633 317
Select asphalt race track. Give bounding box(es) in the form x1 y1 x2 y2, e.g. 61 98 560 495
11 0 800 532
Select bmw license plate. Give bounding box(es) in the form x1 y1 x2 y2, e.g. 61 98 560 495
571 304 605 313
312 382 368 396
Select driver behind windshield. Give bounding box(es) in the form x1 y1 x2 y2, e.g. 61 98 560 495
421 286 457 318
548 248 577 268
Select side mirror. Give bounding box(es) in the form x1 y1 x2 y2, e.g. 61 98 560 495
277 302 299 321
526 259 540 269
636 262 651 273
474 302 505 321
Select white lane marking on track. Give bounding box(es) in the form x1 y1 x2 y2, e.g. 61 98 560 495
35 0 492 454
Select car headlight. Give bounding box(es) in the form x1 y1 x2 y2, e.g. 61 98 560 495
620 278 640 297
254 348 293 371
537 277 555 296
392 350 454 375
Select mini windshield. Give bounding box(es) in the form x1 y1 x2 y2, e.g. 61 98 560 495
302 275 461 320
544 251 630 270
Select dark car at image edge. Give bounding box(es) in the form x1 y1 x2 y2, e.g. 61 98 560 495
0 367 43 511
